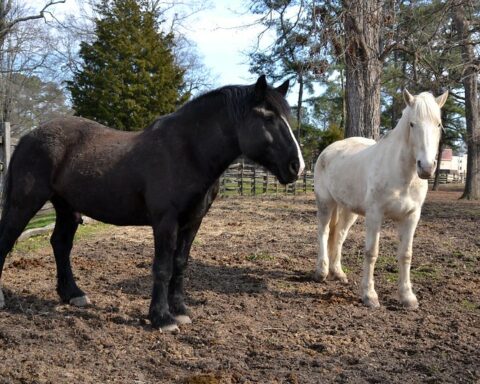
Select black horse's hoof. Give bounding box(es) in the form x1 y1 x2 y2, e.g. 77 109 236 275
169 299 189 316
58 284 87 304
149 310 179 332
69 295 91 307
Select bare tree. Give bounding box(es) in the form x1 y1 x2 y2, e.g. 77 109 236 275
453 0 480 199
0 0 65 45
0 1 66 128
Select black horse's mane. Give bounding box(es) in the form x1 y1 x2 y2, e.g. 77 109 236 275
146 83 290 131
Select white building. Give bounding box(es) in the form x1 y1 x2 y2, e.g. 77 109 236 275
438 148 468 182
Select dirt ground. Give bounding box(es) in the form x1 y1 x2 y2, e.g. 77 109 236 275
0 186 479 383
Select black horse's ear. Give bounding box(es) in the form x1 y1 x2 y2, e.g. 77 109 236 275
276 79 289 97
254 75 267 101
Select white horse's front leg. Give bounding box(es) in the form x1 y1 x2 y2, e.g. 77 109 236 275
396 211 421 309
361 213 382 308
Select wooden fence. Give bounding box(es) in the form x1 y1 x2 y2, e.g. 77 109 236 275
219 161 314 196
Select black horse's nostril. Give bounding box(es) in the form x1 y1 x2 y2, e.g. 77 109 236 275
289 159 299 175
417 160 422 168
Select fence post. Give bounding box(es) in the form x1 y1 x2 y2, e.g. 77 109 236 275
252 166 256 195
4 122 10 170
239 161 244 196
1 122 11 191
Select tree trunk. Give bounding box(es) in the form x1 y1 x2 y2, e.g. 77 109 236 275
343 0 383 140
432 138 444 191
453 3 480 199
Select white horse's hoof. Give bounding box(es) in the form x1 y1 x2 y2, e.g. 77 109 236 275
0 288 5 309
362 296 380 309
313 270 328 282
175 315 192 325
331 271 349 284
69 296 91 307
400 296 419 310
161 323 180 333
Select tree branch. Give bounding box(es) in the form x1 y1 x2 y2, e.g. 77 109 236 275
0 0 65 41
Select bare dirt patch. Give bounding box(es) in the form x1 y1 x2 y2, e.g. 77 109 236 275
0 187 479 383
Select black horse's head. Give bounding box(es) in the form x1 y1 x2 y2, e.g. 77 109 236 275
238 75 305 184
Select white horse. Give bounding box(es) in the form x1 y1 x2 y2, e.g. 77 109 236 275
313 89 448 309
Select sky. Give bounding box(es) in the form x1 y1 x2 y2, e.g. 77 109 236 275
32 0 274 88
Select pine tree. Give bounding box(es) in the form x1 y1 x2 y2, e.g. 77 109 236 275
67 0 187 131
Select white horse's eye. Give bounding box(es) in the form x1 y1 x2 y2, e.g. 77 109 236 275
410 122 414 127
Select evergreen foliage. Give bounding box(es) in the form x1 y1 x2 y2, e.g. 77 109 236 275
67 0 187 131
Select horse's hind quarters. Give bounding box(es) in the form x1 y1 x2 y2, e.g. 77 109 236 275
0 287 5 309
69 295 91 307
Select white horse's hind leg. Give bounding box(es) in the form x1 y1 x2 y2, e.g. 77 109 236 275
328 207 357 283
361 213 382 308
314 200 335 282
396 211 420 309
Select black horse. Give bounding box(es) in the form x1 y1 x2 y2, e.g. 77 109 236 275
0 75 304 331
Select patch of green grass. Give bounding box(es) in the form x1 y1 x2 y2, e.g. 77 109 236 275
193 237 204 246
246 250 273 262
451 250 465 258
25 211 56 230
13 233 52 254
411 264 440 280
460 299 479 312
13 222 112 254
385 273 398 283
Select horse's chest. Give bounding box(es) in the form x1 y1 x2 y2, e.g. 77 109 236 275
382 190 424 220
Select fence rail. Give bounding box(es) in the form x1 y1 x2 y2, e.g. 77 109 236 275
219 161 314 196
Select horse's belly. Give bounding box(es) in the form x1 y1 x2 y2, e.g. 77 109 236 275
58 187 150 226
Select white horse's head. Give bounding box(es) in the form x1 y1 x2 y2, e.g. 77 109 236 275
403 89 448 179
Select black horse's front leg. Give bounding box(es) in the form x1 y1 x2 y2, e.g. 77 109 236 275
168 182 219 324
149 212 179 331
168 223 202 324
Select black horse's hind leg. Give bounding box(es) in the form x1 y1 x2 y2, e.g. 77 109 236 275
168 222 202 324
50 196 88 306
0 197 50 308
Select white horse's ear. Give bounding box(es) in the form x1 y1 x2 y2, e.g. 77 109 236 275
403 89 414 107
436 91 448 108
